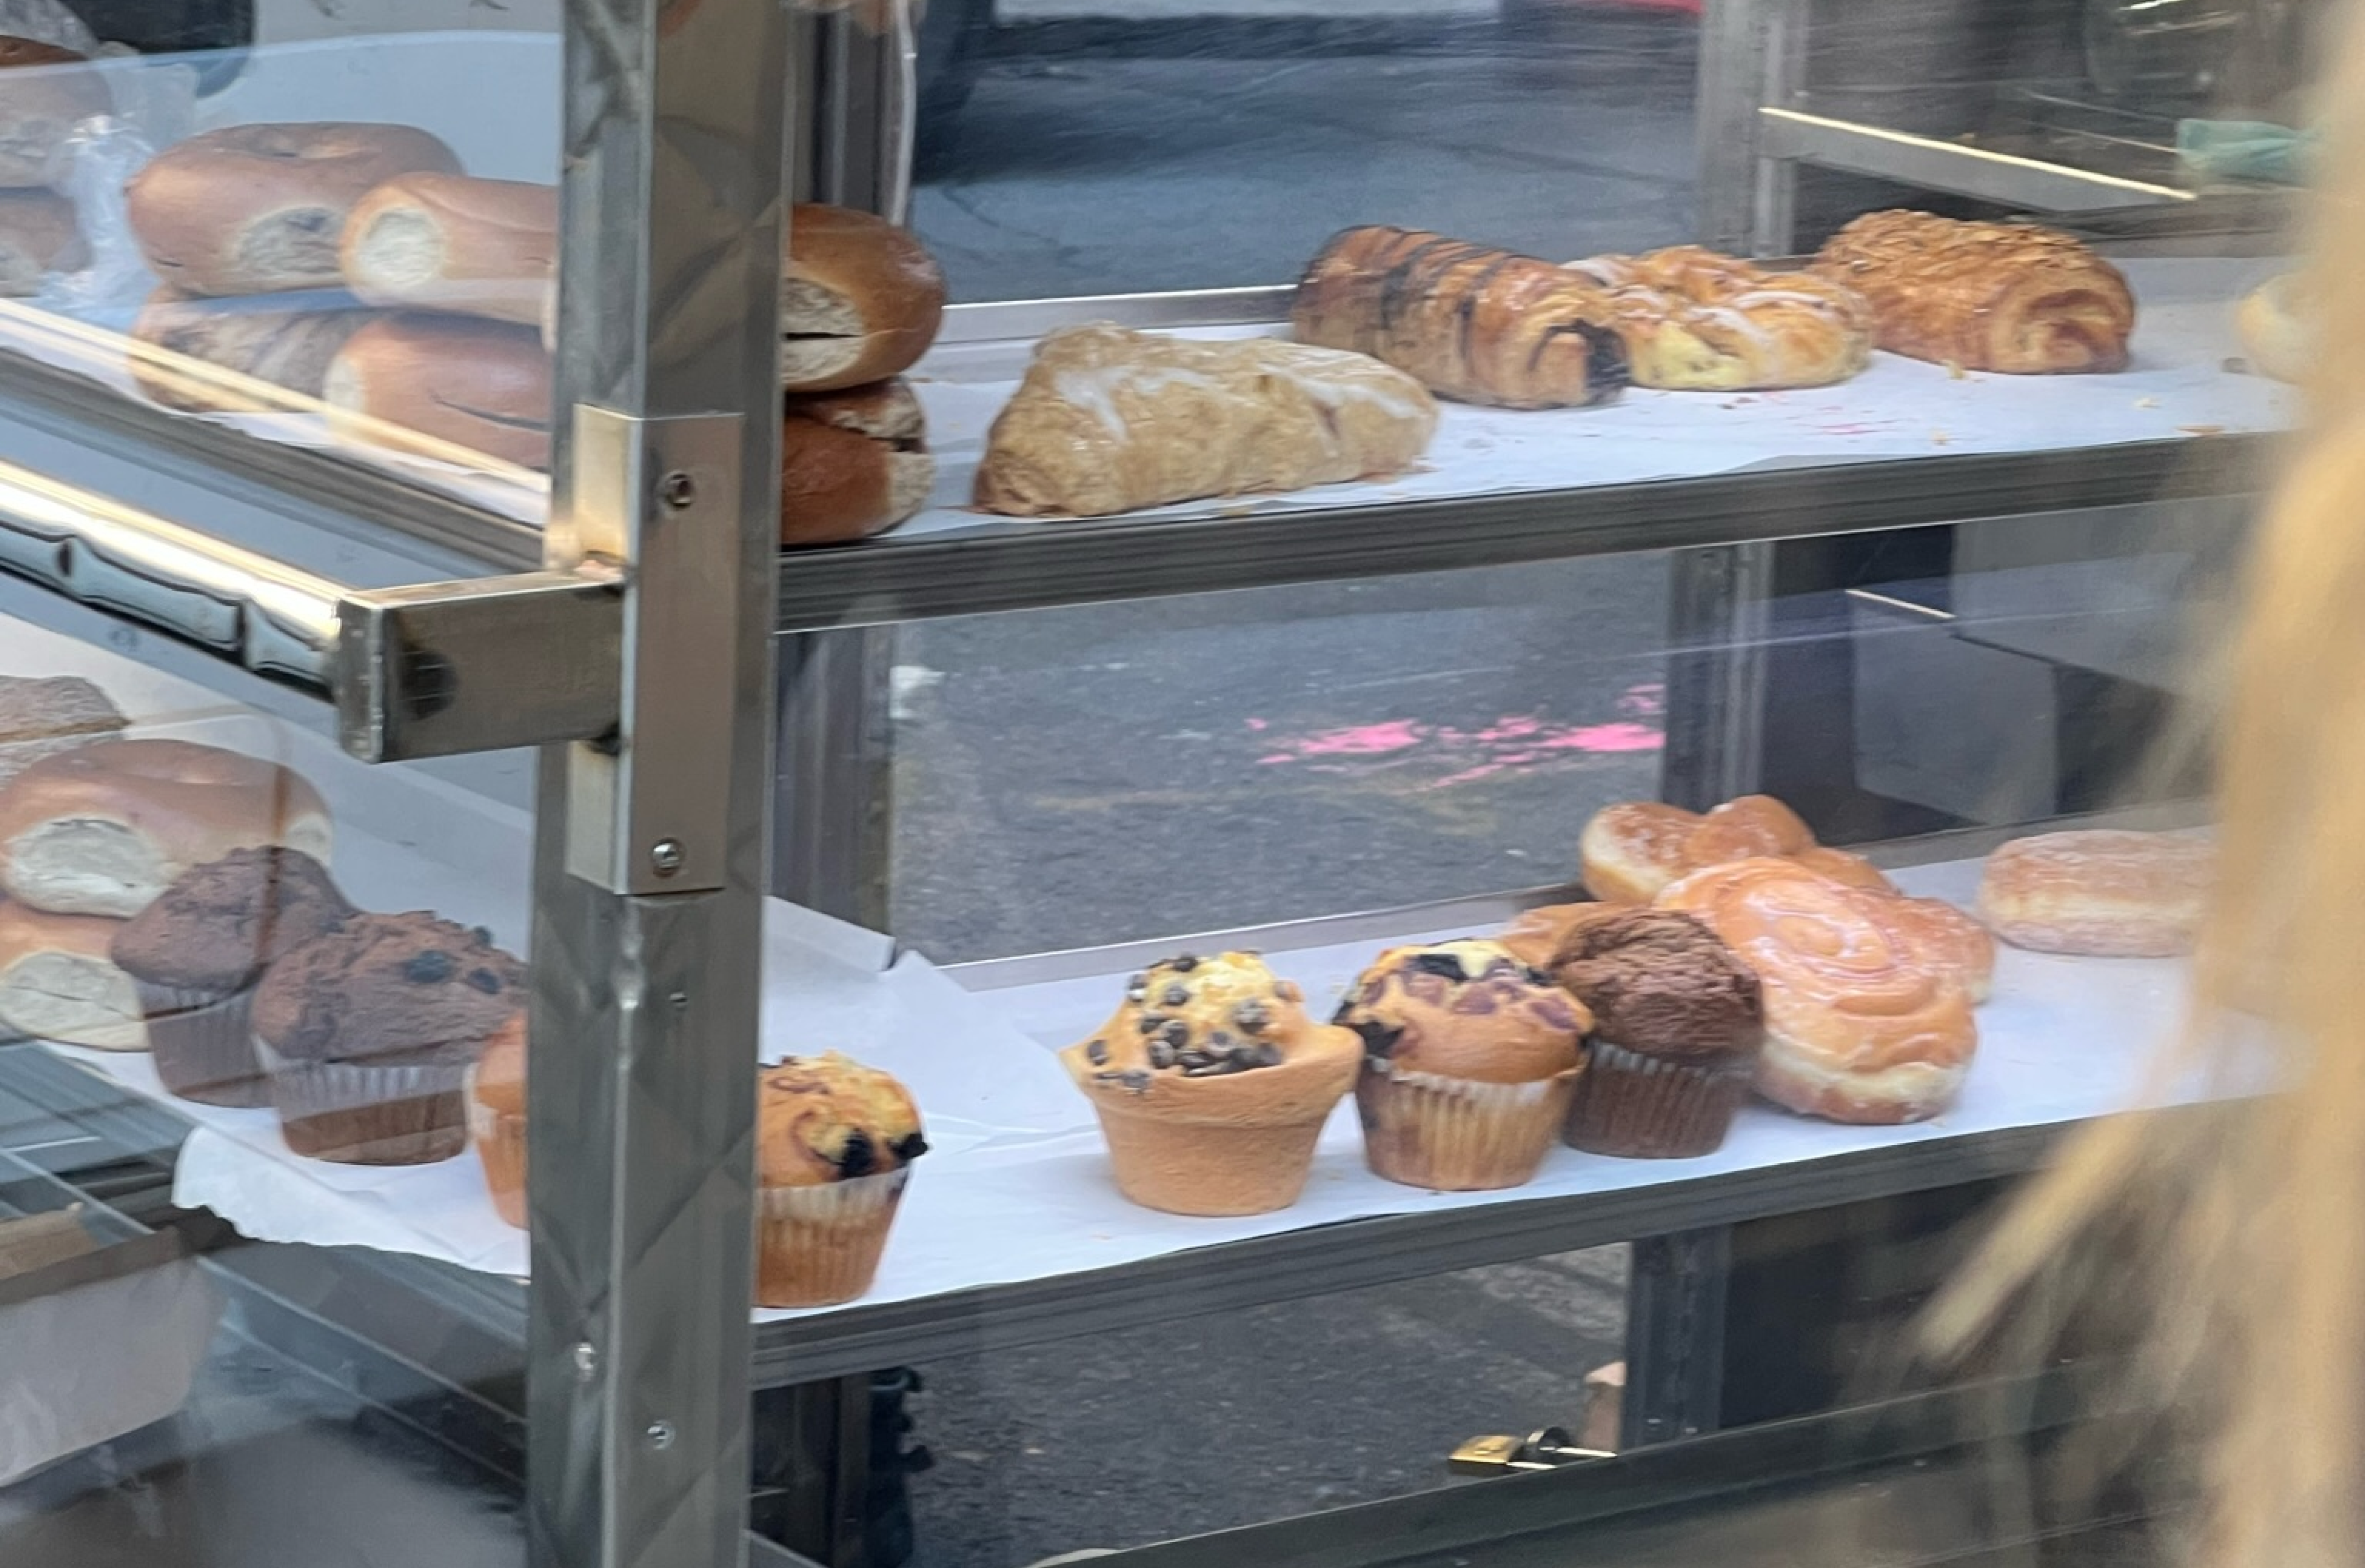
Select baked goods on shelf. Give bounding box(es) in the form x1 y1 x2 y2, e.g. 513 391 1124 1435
0 739 330 918
1059 950 1360 1216
110 847 354 1107
251 912 522 1165
781 203 946 394
340 172 555 328
1577 794 1811 906
324 314 551 469
0 36 105 188
755 1052 927 1307
1788 845 1894 894
1549 908 1762 1157
126 123 462 296
782 379 934 544
128 287 369 413
1561 246 1873 391
1333 939 1589 1191
1498 901 1617 969
1975 828 2210 957
2236 274 2308 384
0 898 141 1049
0 188 77 293
973 323 1437 519
1660 857 1976 1124
1292 225 1630 408
1879 894 1997 1004
1810 210 2136 374
0 674 121 786
470 1021 526 1229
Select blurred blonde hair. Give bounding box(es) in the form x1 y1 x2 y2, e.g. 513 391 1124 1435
1919 8 2365 1563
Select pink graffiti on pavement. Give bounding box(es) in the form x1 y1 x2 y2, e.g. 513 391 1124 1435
1252 683 1665 786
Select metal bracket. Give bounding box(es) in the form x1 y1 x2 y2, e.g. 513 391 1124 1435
1448 1426 1615 1477
335 571 622 764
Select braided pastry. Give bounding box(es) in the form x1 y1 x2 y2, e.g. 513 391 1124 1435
1563 246 1873 390
1659 858 1977 1124
1810 210 2134 374
1291 225 1630 409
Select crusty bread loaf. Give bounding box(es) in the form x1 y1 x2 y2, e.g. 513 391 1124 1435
0 185 76 292
129 286 370 413
1810 210 2135 374
1292 226 1630 408
781 203 946 393
340 173 556 328
0 36 106 189
974 323 1438 518
127 123 462 296
781 378 934 545
323 314 551 470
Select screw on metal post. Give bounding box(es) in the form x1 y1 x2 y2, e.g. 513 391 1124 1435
649 839 685 877
572 1342 599 1381
659 471 696 510
645 1421 676 1450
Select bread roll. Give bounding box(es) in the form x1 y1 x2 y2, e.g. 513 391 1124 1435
781 203 946 393
324 314 551 470
0 899 139 1049
2236 273 2309 384
1292 226 1630 409
129 286 370 413
1975 829 2210 957
341 173 555 328
0 37 106 189
0 186 75 292
0 739 331 919
782 379 934 544
127 123 462 296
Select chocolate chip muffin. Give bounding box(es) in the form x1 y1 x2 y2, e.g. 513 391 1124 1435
1058 951 1360 1217
756 1053 927 1308
1335 939 1590 1191
1551 908 1762 1158
111 847 353 1106
253 912 523 1165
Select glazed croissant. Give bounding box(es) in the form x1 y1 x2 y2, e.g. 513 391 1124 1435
973 323 1438 518
1810 210 2135 374
1563 246 1874 391
1291 225 1630 409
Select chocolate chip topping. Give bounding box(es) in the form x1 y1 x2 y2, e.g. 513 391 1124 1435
1551 909 1761 1063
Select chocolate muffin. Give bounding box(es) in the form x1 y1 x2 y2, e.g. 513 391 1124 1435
1551 908 1761 1158
756 1053 928 1308
1335 939 1589 1191
253 912 523 1165
111 847 353 1106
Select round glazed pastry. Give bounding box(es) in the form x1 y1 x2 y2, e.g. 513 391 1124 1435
1879 895 1997 1004
1549 908 1761 1157
1333 938 1589 1191
1681 794 1815 865
0 899 141 1050
1788 845 1894 894
0 37 107 189
1563 246 1874 391
780 203 947 393
252 912 523 1165
110 846 354 1106
0 739 331 918
1660 858 1976 1124
1975 829 2211 957
1059 950 1360 1217
756 1052 927 1307
324 314 551 470
126 122 461 295
0 188 79 293
1578 794 1816 905
1497 901 1618 969
468 1013 528 1228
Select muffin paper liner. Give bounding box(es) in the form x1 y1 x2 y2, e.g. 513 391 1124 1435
466 1089 528 1230
1561 1039 1751 1159
256 1036 470 1166
1357 1064 1579 1191
139 980 270 1108
755 1166 909 1308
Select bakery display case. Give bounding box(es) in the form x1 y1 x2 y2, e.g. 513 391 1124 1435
0 0 2295 1565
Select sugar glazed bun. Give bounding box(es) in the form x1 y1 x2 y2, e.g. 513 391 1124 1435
1788 845 1894 894
0 37 108 189
127 123 462 295
0 739 331 918
1578 795 1814 905
780 203 947 393
1660 857 1976 1124
1975 829 2211 957
0 898 142 1049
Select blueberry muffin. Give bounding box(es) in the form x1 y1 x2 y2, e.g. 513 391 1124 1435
1335 939 1590 1191
756 1053 927 1308
1058 951 1359 1217
111 846 354 1106
253 912 523 1165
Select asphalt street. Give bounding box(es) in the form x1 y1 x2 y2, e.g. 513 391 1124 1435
884 16 1689 1566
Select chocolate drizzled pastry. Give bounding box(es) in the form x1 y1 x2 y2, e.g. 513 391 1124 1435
1551 908 1759 1061
255 911 522 1066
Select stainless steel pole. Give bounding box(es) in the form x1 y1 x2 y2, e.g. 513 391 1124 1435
527 0 788 1564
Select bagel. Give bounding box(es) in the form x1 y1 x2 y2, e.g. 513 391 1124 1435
0 36 107 189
